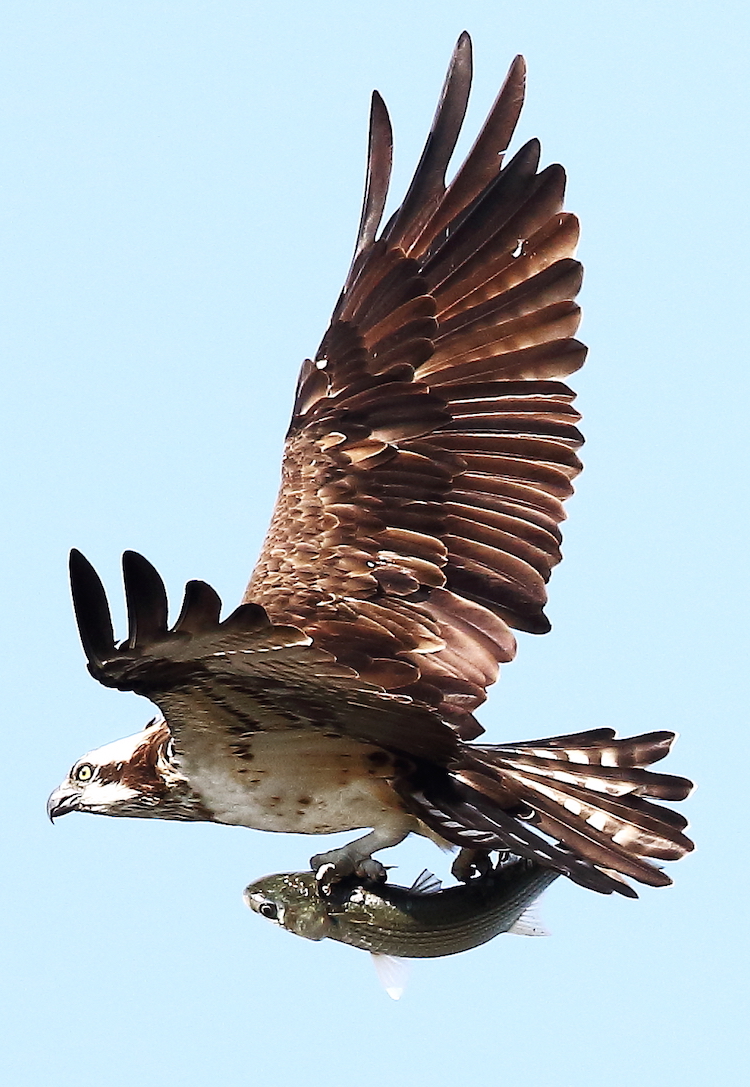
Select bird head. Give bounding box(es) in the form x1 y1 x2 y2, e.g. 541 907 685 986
47 720 178 821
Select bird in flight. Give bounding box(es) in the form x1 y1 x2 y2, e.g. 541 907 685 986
48 34 694 899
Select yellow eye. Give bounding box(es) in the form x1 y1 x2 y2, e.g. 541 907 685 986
74 763 94 783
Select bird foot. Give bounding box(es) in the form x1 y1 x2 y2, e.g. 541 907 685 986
311 848 388 893
451 847 493 883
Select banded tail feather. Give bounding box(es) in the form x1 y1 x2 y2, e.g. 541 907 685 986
406 728 693 897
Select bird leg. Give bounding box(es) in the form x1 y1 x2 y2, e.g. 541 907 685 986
451 847 494 883
311 827 409 890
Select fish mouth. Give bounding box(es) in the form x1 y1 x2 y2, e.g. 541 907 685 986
243 887 264 913
46 786 81 822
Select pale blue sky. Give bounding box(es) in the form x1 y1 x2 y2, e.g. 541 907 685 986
3 2 748 1084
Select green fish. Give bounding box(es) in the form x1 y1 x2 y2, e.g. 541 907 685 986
244 858 557 963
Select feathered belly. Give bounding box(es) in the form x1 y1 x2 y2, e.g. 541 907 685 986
179 730 415 835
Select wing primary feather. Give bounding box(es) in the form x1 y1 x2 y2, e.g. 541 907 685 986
69 549 116 672
172 580 222 634
382 32 473 251
346 91 393 282
420 137 542 271
122 551 169 649
219 601 272 633
408 55 526 256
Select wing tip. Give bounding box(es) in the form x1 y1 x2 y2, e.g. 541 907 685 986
69 547 116 672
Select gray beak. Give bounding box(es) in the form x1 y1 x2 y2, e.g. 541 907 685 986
47 786 80 822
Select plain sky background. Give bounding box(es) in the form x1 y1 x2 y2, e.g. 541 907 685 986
2 2 749 1084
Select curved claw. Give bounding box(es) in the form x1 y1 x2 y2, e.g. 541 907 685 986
313 862 339 896
451 847 494 883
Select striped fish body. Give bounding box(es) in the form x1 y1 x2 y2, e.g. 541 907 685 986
244 859 557 958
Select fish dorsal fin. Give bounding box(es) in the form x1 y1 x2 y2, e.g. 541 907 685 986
371 953 410 1000
508 904 550 937
409 869 443 895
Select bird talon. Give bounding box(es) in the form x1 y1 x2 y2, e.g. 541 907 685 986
354 858 388 883
311 851 355 890
452 847 493 883
311 849 388 890
313 861 338 894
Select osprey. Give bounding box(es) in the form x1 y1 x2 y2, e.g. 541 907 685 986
49 35 694 898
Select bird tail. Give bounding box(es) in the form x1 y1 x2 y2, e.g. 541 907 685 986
406 728 694 897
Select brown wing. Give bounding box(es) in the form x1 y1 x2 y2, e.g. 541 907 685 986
69 549 459 763
245 35 585 739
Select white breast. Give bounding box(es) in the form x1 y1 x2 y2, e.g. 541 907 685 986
179 729 414 836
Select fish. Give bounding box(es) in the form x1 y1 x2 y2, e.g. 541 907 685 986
243 857 557 960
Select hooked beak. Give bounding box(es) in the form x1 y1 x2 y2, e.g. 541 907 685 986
47 785 80 822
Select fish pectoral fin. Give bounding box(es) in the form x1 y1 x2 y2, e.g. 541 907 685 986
508 905 550 937
371 953 410 1000
409 869 443 895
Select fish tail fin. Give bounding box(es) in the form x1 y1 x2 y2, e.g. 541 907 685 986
508 902 550 937
407 728 694 897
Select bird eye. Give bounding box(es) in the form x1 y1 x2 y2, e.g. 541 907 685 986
258 902 278 920
74 763 94 783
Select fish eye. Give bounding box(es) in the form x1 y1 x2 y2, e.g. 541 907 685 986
258 902 278 920
73 763 94 783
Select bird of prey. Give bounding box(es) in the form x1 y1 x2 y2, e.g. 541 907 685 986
48 34 694 899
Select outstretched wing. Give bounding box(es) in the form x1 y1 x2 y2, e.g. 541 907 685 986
245 35 585 737
69 549 459 762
